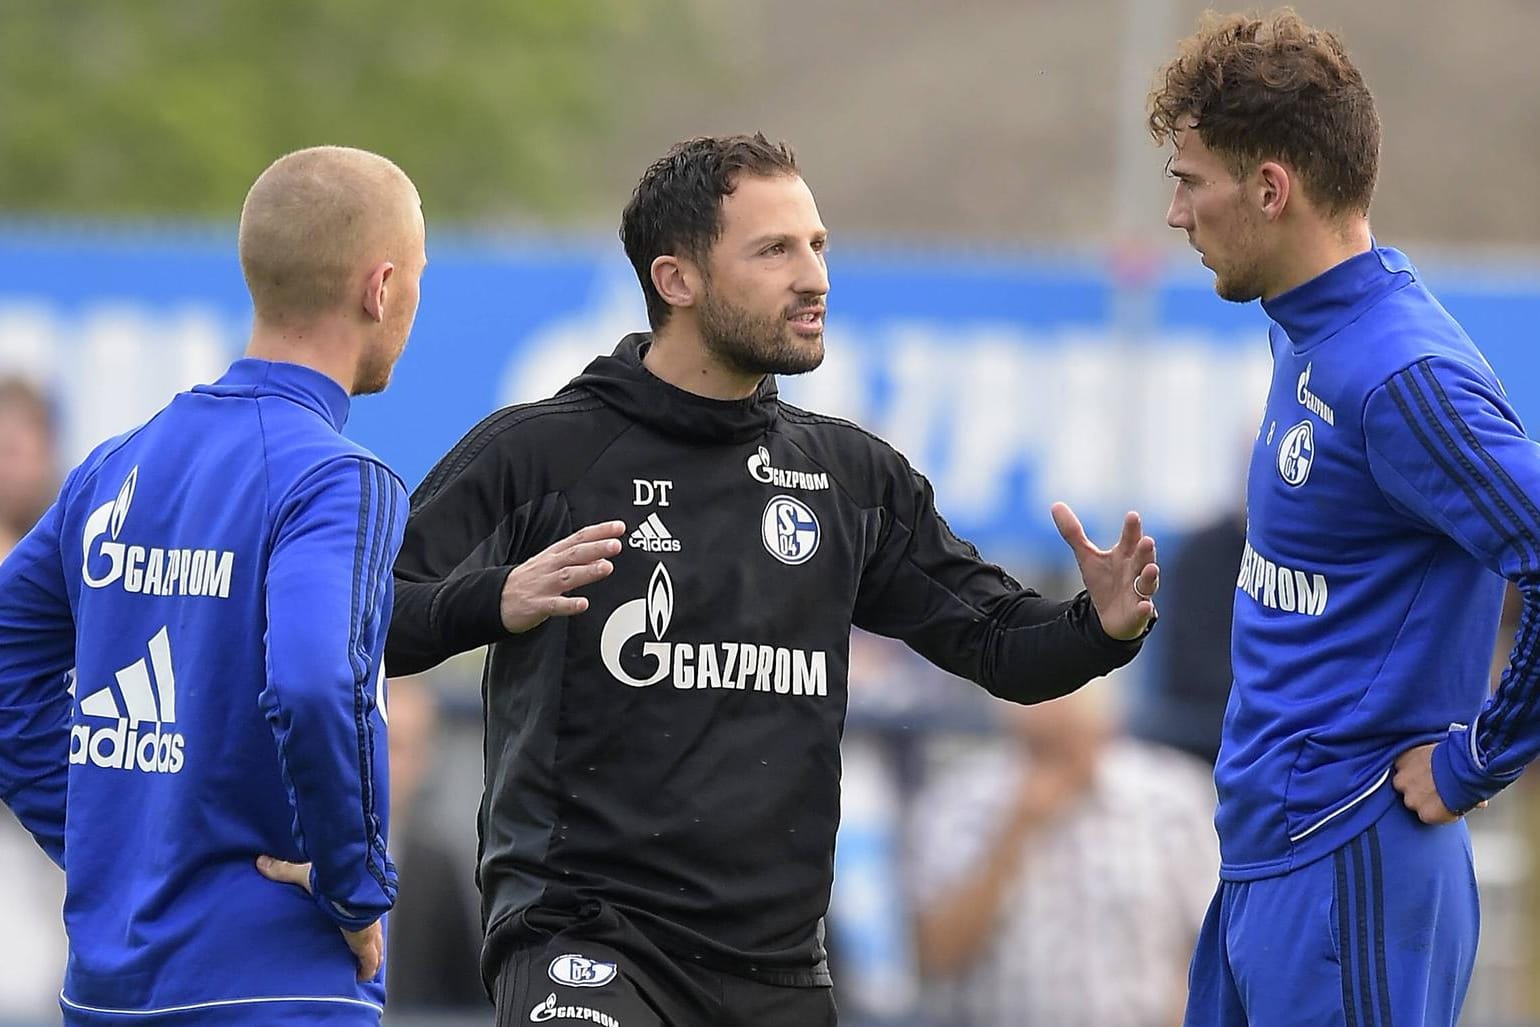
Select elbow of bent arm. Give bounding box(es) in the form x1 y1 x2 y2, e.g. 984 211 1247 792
383 635 443 678
262 652 370 727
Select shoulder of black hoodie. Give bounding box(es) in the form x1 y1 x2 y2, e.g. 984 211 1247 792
410 390 618 515
386 389 623 675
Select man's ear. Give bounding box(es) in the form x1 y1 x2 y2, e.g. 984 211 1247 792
362 261 395 324
1256 161 1292 222
651 255 700 312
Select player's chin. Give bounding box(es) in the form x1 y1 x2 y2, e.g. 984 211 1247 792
775 334 825 375
1213 269 1265 305
353 370 392 396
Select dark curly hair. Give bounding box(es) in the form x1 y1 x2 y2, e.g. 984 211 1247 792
1148 9 1380 216
620 133 799 330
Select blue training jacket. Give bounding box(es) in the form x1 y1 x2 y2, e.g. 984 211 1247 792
0 359 406 1024
1218 246 1540 879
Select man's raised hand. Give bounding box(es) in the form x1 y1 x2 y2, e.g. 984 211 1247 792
1051 503 1159 641
501 521 627 633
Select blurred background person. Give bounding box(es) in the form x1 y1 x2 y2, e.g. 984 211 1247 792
0 377 67 1024
383 676 486 1012
827 629 976 1025
0 379 58 561
909 678 1217 1027
1128 497 1246 767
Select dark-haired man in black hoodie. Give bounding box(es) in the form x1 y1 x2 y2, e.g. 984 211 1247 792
386 134 1161 1027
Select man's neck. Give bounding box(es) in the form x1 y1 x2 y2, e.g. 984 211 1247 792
245 318 358 395
643 324 762 401
1263 217 1374 301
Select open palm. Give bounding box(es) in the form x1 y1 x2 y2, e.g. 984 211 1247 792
1051 502 1158 641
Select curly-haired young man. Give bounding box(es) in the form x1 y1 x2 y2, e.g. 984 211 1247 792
1151 10 1539 1026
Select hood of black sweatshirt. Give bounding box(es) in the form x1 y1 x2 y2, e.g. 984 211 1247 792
566 333 780 445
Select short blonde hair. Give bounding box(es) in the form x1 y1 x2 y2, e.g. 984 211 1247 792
238 146 418 321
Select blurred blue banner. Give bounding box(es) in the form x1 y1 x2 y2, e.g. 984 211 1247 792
5 227 1540 562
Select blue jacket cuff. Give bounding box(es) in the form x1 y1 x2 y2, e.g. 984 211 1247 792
309 864 387 933
1432 726 1518 814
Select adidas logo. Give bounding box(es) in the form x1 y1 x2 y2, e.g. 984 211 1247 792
628 513 681 553
69 626 185 774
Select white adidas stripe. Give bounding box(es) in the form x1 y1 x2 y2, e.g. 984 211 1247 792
79 687 121 719
116 659 157 723
148 625 176 722
80 625 178 725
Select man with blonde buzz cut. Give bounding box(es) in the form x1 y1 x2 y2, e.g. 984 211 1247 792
1151 11 1540 1026
238 145 426 395
0 144 423 1025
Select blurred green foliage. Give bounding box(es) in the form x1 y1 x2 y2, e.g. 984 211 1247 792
0 0 704 221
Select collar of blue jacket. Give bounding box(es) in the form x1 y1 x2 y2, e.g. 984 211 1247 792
1263 244 1417 354
193 358 351 431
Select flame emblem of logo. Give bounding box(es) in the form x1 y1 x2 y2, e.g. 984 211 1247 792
647 563 673 639
599 564 676 687
82 465 140 588
110 466 137 540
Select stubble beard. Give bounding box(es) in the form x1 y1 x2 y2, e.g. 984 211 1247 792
1214 266 1267 304
353 335 406 396
1211 202 1270 304
697 289 825 378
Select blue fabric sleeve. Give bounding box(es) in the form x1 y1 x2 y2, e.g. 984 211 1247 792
0 486 77 868
261 456 406 931
1364 357 1540 810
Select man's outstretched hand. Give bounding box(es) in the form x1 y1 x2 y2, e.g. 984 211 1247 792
1051 503 1159 641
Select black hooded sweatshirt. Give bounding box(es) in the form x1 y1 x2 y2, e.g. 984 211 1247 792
386 334 1142 988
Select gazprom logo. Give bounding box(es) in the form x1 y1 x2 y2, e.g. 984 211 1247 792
80 465 236 599
597 563 829 697
1296 362 1336 425
746 445 830 491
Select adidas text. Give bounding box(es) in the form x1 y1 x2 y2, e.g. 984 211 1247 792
74 625 186 774
628 513 681 553
70 720 185 774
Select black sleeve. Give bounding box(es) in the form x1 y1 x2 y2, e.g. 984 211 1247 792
385 415 524 676
853 452 1142 704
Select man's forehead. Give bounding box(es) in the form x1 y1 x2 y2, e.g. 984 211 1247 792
720 174 824 230
1170 124 1215 166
